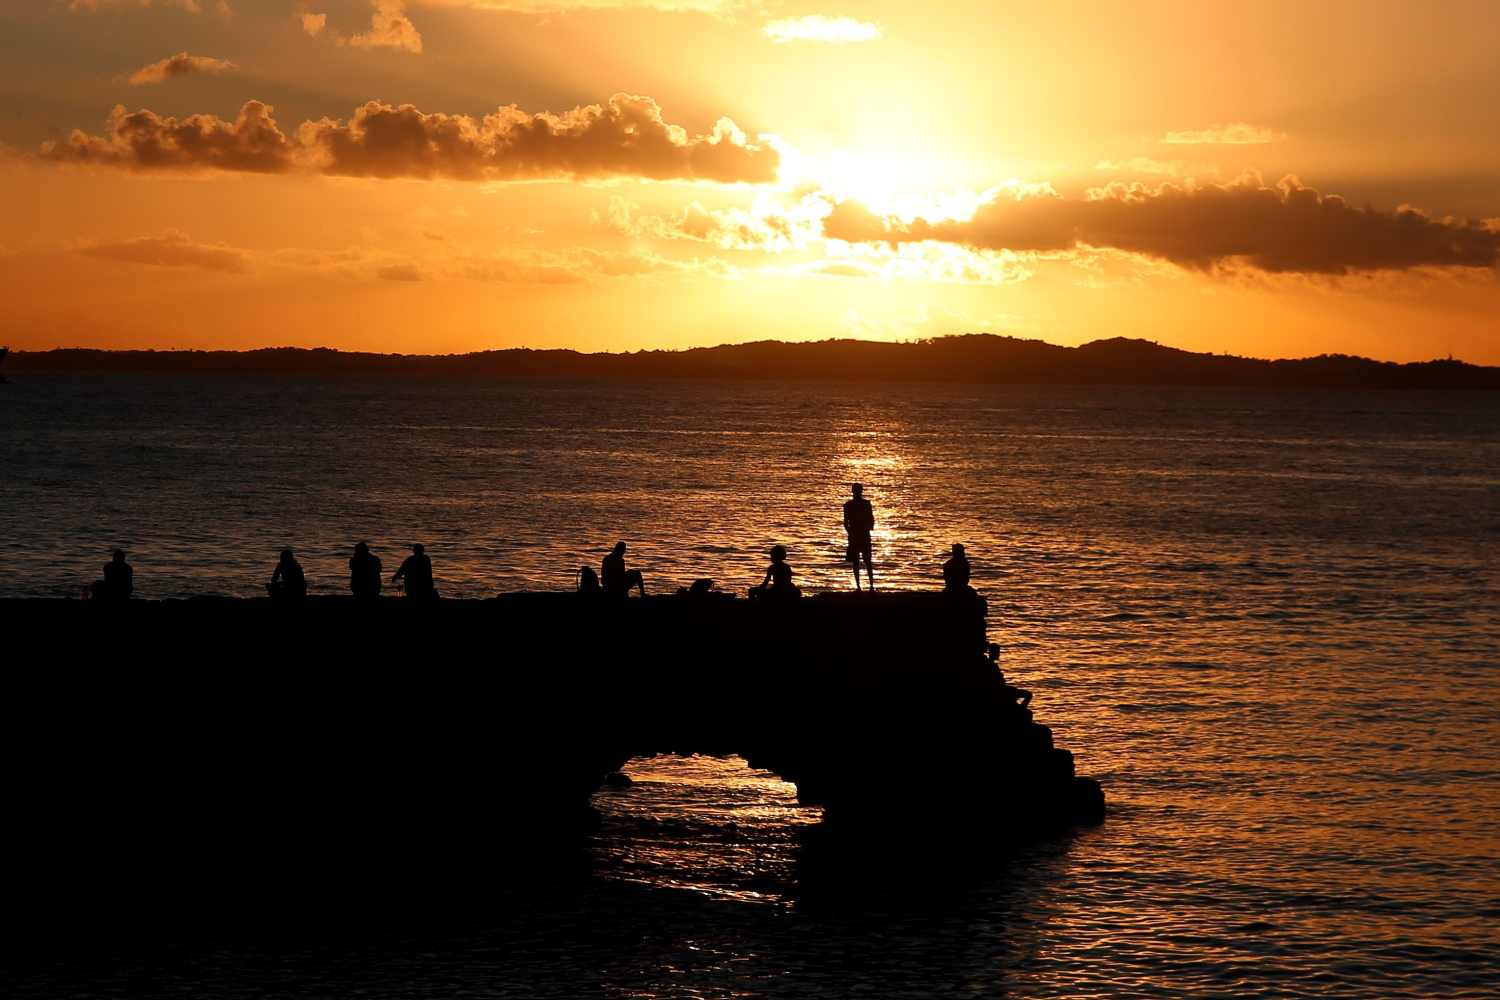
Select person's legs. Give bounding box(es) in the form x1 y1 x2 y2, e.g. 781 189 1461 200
626 569 645 596
862 543 875 591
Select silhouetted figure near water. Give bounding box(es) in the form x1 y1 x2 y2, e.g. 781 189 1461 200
989 643 1032 711
349 542 382 599
943 543 972 594
602 542 645 597
90 549 133 601
393 543 437 600
267 549 306 600
749 545 801 602
843 483 876 591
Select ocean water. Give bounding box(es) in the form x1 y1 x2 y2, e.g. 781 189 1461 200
2 375 1498 998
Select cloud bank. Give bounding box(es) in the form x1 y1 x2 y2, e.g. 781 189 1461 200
39 94 779 183
823 174 1500 275
128 52 237 86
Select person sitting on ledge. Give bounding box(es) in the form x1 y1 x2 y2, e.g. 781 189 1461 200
90 549 133 601
602 541 645 597
988 643 1031 710
267 548 306 600
749 545 801 602
349 542 382 599
393 543 437 600
943 543 973 594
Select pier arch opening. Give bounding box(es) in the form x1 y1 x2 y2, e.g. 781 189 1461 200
590 755 824 900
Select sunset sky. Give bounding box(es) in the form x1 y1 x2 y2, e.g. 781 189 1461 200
2 1 1498 361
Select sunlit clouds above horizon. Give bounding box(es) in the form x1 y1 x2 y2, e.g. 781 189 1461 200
2 0 1499 361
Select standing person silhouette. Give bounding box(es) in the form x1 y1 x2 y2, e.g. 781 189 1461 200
268 548 306 600
393 543 437 600
601 541 646 597
349 542 382 599
843 483 876 592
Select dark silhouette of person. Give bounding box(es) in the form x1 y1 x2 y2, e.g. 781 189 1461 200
749 544 801 601
349 542 382 599
943 543 972 593
393 543 437 600
601 541 645 597
989 643 1031 710
91 549 133 601
842 483 876 591
267 548 306 600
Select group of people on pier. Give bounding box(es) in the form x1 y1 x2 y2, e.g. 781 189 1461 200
87 485 978 603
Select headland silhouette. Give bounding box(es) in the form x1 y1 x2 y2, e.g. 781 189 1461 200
8 335 1498 388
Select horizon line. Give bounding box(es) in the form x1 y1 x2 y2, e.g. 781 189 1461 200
3 333 1490 369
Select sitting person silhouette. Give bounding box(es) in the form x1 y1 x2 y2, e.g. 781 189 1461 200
349 542 382 599
393 543 437 600
90 549 133 601
989 643 1031 709
267 548 306 600
749 544 801 601
601 541 645 597
943 543 973 594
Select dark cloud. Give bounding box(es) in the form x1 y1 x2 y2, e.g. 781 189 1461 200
78 230 249 272
825 174 1500 275
41 101 295 173
41 95 779 184
300 94 777 182
127 52 238 86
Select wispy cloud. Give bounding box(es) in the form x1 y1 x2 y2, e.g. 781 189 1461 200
78 230 249 273
348 1 423 53
127 52 237 86
299 11 327 36
1162 123 1286 145
69 0 231 14
763 15 879 44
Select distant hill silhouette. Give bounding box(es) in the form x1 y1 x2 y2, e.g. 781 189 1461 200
7 335 1498 389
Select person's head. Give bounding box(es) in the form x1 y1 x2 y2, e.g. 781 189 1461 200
613 541 627 556
111 549 126 563
852 483 863 498
280 548 295 562
412 543 424 556
952 543 965 557
770 544 787 563
354 542 369 555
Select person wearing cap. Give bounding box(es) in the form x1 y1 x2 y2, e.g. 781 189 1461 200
393 543 437 600
842 483 876 591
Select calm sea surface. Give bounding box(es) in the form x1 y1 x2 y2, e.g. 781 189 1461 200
2 376 1498 998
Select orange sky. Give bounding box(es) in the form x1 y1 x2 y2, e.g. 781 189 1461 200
1 0 1498 361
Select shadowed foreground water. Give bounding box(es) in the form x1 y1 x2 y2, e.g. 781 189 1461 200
2 376 1497 998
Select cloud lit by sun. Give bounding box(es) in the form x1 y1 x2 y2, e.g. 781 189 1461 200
2 0 1498 361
